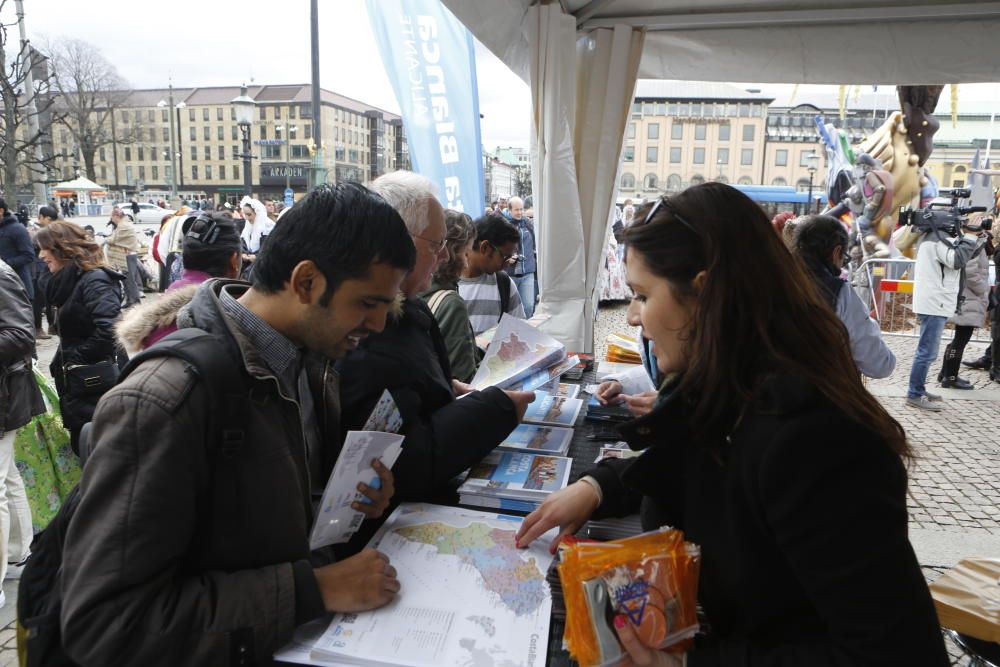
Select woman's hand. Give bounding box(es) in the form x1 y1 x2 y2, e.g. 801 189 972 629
613 615 685 666
595 380 624 405
622 391 658 417
515 480 601 553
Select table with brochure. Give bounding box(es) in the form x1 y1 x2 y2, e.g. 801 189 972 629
276 315 642 667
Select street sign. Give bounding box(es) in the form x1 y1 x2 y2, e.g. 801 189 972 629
284 188 294 207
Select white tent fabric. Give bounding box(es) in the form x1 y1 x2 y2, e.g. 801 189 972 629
441 0 1000 349
528 6 643 351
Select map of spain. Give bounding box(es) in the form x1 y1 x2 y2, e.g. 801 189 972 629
393 521 548 617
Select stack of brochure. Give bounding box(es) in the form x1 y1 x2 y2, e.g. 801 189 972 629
471 314 579 392
458 450 572 512
497 423 574 456
522 391 584 428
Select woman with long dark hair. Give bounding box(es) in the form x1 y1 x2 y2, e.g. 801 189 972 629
36 221 123 454
517 183 947 665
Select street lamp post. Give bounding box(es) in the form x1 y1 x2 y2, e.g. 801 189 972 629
231 84 256 198
157 84 182 204
804 150 820 214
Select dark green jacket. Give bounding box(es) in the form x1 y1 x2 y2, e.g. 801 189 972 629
419 279 481 383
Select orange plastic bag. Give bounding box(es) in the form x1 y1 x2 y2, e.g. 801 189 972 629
558 528 701 667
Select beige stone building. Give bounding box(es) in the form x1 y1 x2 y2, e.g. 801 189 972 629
48 84 408 203
619 81 772 201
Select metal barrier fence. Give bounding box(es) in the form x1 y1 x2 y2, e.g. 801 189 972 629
853 257 993 343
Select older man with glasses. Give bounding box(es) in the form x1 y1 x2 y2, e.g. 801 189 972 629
337 172 535 529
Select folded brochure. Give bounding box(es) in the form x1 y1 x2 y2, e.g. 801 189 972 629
471 314 570 391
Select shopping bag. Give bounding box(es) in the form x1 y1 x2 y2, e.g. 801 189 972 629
13 369 82 533
929 557 1000 643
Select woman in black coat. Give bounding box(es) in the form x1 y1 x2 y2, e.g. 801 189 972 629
35 221 123 453
517 183 949 666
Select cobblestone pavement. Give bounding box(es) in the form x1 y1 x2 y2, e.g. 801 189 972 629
1 303 995 664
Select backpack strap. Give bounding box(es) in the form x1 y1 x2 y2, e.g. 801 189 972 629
426 289 455 317
497 273 511 322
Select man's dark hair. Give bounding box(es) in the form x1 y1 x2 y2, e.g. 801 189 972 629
793 214 849 264
181 213 242 277
0 198 7 214
252 182 416 305
473 213 519 249
38 205 59 220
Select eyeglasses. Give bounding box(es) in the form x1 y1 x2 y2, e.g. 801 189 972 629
639 196 698 235
489 242 518 264
410 232 447 254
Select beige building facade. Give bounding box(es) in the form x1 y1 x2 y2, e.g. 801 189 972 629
48 84 408 203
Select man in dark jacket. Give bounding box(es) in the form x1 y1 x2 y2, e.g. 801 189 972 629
0 198 36 301
61 183 416 666
0 260 44 595
338 171 534 507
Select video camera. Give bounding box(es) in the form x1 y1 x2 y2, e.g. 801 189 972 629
899 188 992 237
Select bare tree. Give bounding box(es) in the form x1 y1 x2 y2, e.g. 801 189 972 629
45 37 139 182
0 0 61 198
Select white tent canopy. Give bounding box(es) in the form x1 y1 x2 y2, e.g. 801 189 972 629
443 0 1000 351
51 176 106 192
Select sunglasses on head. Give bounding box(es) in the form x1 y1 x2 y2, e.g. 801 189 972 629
637 196 698 235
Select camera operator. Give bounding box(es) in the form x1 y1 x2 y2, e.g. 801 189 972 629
937 214 993 389
906 205 984 411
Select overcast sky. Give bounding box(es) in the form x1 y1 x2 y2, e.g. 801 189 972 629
8 0 1000 152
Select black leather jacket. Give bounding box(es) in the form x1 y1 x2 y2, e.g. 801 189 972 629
0 260 44 433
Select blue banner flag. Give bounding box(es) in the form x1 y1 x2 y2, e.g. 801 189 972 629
367 0 484 214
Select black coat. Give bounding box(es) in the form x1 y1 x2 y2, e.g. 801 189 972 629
336 297 518 502
587 374 948 667
0 213 35 301
49 267 123 431
0 260 44 432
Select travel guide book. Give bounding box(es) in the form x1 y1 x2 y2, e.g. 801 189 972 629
471 314 575 391
522 392 584 428
458 451 572 501
497 423 573 456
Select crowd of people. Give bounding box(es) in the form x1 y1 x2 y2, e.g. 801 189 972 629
0 175 957 665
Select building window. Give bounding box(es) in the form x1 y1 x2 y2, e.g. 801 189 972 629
623 146 634 162
741 149 753 165
218 146 225 160
100 166 107 180
655 103 666 115
263 146 281 159
189 127 196 141
751 103 763 117
796 178 811 191
648 123 659 140
99 147 106 161
202 108 209 121
667 103 677 115
139 166 145 180
205 165 213 180
646 147 658 163
232 126 238 140
138 147 144 161
621 173 635 189
189 108 195 122
231 108 236 121
192 165 198 180
305 125 312 140
203 127 210 141
233 164 239 180
626 123 635 140
219 165 226 180
671 123 683 141
775 149 788 166
678 102 689 117
693 148 705 164
260 125 267 140
739 176 754 185
162 127 169 142
125 166 133 183
691 103 702 117
259 106 266 121
667 174 682 191
800 151 818 167
739 104 750 117
124 147 131 161
161 109 168 122
717 148 729 164
643 102 653 115
742 125 755 142
670 147 682 163
643 174 658 190
190 146 197 161
204 146 211 160
217 126 224 140
772 177 787 186
690 174 705 185
216 108 224 121
152 166 158 180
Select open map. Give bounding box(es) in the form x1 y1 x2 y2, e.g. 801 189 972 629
471 314 565 390
309 503 556 667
